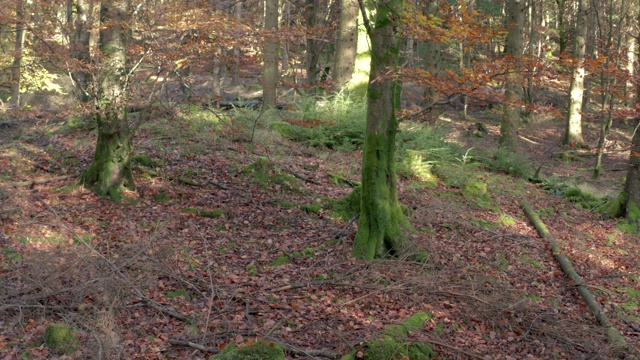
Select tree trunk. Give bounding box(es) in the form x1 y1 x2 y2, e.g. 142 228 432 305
555 0 567 53
71 0 92 102
500 0 524 151
262 0 279 112
563 0 588 147
624 120 640 232
80 0 134 202
10 0 26 109
333 0 358 89
305 0 322 91
353 0 410 260
231 2 242 86
421 1 440 109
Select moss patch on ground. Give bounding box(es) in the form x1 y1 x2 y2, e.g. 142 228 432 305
342 312 433 360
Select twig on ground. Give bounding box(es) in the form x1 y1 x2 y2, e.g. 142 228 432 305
7 175 73 187
267 338 339 359
425 336 485 359
168 338 220 354
283 167 320 185
269 280 376 293
428 290 489 305
32 194 193 323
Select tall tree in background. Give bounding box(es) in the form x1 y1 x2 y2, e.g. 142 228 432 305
333 0 358 89
624 119 640 232
10 0 26 108
352 0 410 260
70 0 94 102
500 0 524 151
80 0 134 202
563 0 588 147
262 0 279 111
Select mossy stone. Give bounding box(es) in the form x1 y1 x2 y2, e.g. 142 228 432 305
44 323 78 355
211 339 284 360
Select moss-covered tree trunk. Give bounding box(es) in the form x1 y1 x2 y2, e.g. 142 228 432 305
80 0 134 202
352 0 410 260
500 0 524 151
624 119 640 232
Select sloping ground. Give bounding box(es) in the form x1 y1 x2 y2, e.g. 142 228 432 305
0 108 639 359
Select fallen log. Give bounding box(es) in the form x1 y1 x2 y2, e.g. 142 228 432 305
521 200 629 353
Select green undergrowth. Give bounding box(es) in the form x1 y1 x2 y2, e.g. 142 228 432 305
242 157 299 192
272 92 367 151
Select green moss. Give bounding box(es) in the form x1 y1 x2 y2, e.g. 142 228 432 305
596 192 627 218
242 157 299 192
245 264 258 275
301 203 322 214
154 190 171 203
329 186 362 220
463 181 488 201
278 201 298 208
132 155 162 168
271 121 293 137
268 255 291 267
342 312 433 360
498 213 516 227
182 207 224 218
211 339 284 360
166 289 190 299
44 323 78 355
302 247 314 257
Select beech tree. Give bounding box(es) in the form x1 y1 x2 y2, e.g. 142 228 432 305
564 0 588 147
333 0 358 89
352 0 410 260
262 0 279 111
500 0 525 151
80 1 134 202
10 0 26 108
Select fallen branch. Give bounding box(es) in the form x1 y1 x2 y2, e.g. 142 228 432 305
521 200 629 351
8 175 73 187
168 338 220 353
269 280 376 293
283 167 320 185
424 336 485 360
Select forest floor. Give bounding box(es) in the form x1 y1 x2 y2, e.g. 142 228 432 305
0 81 639 360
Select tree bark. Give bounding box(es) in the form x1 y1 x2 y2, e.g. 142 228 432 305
80 0 134 202
563 0 588 147
500 0 524 151
421 1 441 109
352 0 410 260
10 0 26 109
71 0 92 102
333 0 358 89
624 120 640 232
262 0 279 112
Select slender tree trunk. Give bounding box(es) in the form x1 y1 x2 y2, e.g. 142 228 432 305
421 1 440 109
72 0 92 102
624 119 640 232
231 1 242 86
333 0 358 89
500 0 524 151
80 0 134 202
262 0 279 111
563 0 588 147
305 0 322 90
10 0 26 109
353 0 410 260
555 0 567 53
